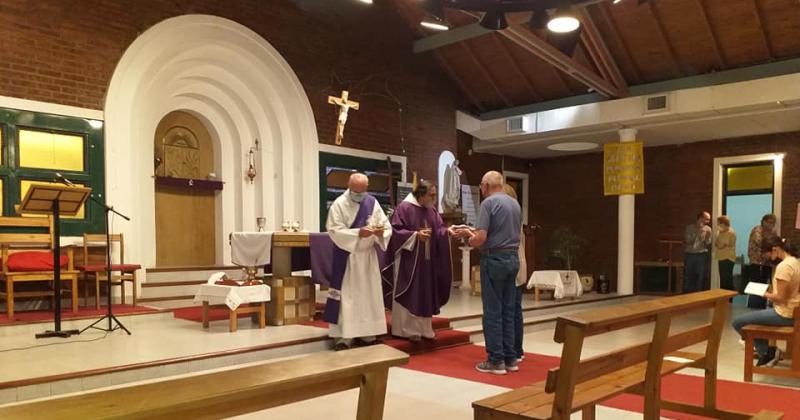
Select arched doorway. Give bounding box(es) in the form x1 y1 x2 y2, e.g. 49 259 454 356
103 15 320 268
154 111 217 266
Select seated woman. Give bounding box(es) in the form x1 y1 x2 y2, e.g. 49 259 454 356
732 237 800 366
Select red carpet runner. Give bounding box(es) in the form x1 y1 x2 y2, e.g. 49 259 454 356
302 313 472 355
403 344 800 419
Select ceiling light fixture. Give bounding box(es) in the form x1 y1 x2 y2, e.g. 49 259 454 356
356 0 373 4
613 0 622 3
479 9 508 30
421 18 450 31
528 8 549 30
547 142 598 152
547 8 581 33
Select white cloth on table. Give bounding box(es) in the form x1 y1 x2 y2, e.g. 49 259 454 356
194 284 271 311
230 232 272 266
527 270 583 299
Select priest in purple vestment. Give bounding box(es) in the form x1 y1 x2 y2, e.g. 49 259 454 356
384 180 456 341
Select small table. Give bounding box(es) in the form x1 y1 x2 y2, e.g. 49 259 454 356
528 270 583 302
634 260 684 295
194 283 271 332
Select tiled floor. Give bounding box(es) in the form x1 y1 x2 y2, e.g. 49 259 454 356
2 293 797 419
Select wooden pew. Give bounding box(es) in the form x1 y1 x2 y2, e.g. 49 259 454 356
742 306 800 382
473 289 783 420
0 345 409 420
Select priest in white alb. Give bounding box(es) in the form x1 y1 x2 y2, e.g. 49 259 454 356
323 173 392 351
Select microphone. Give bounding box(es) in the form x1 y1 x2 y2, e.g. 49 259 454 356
54 173 75 187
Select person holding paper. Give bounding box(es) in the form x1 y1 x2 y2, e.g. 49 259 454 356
684 211 712 293
732 237 800 367
714 216 736 291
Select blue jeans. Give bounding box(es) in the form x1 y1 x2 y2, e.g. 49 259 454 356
480 252 520 364
731 308 794 356
514 285 524 359
684 252 708 293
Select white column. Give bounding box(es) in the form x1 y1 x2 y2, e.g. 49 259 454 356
459 245 473 290
617 128 638 295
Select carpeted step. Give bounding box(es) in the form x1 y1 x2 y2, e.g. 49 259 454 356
383 329 471 355
308 310 452 332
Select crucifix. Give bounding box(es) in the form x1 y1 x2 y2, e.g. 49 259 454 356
327 90 360 145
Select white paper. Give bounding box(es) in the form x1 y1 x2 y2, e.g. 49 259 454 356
744 282 769 297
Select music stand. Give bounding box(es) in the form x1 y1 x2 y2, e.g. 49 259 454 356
18 184 91 338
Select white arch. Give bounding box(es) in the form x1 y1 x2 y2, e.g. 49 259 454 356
104 14 319 268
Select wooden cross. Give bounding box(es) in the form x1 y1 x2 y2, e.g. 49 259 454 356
327 90 360 145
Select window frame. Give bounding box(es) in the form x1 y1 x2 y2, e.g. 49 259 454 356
0 107 105 235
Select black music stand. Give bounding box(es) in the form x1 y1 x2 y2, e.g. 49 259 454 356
80 194 131 335
18 184 91 339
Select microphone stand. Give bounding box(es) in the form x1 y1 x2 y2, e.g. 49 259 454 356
80 193 132 335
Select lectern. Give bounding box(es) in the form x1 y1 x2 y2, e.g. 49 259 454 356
18 183 90 338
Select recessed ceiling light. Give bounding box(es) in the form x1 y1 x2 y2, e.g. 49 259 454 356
356 0 373 4
547 142 598 151
547 8 580 33
421 19 450 31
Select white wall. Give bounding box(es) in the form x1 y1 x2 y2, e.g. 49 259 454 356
104 15 319 268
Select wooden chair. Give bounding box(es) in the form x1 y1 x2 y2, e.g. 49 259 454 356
77 233 140 309
742 306 800 382
473 289 783 420
0 345 409 420
0 216 78 317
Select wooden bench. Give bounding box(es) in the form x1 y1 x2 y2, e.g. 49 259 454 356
0 216 78 317
473 289 783 420
0 344 409 419
743 307 800 382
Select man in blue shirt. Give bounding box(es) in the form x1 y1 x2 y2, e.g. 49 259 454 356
463 170 521 375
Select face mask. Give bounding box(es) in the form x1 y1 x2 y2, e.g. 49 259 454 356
350 192 365 203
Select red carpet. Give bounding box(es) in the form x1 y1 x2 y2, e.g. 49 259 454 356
0 305 158 325
404 344 800 419
301 313 472 355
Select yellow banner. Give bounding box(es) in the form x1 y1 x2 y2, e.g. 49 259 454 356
604 141 644 196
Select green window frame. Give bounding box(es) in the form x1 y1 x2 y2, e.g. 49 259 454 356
318 152 402 232
0 107 105 235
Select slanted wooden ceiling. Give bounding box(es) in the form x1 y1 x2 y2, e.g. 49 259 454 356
392 0 800 114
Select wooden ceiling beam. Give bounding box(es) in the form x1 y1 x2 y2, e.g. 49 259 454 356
695 0 727 70
645 1 682 77
499 23 623 97
491 34 544 102
434 51 487 112
750 0 774 61
391 0 486 112
578 9 628 93
596 3 642 84
460 41 514 107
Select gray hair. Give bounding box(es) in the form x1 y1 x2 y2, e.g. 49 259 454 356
348 172 369 185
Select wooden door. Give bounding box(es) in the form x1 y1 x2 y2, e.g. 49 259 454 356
154 111 217 267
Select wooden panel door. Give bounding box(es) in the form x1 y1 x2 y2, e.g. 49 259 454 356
154 111 217 267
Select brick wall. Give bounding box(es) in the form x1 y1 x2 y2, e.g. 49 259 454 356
529 131 800 290
0 0 461 180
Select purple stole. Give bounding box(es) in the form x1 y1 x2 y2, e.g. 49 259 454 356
322 194 377 324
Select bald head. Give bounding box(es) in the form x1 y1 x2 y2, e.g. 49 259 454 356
348 173 369 193
482 171 503 187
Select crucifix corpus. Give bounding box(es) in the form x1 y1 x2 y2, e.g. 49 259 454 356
327 90 360 145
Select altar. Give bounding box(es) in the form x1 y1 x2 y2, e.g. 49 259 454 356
228 231 325 326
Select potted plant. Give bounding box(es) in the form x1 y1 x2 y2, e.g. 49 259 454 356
548 226 586 271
